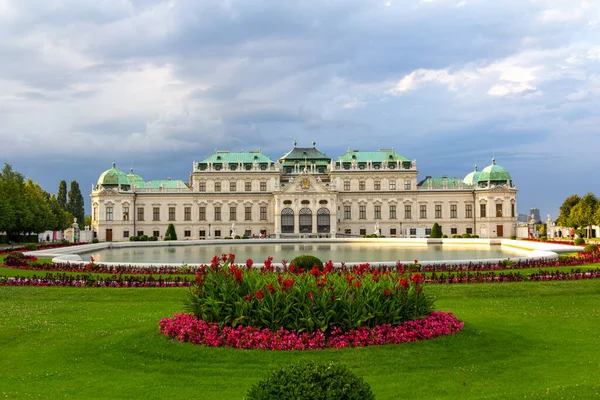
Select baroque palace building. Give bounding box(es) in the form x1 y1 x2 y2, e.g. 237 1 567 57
91 143 517 241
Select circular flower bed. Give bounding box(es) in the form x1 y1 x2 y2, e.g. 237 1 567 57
159 254 464 350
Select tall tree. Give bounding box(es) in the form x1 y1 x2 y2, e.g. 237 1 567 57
23 179 56 234
556 194 581 227
0 164 30 237
49 194 71 231
57 180 68 210
66 181 85 225
569 192 597 237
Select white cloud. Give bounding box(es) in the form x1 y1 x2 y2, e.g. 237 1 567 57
390 69 461 93
487 83 536 96
566 90 587 101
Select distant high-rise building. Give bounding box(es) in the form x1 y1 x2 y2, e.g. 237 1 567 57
530 208 541 224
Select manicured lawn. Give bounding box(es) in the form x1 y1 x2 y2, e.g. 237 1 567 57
1 281 599 399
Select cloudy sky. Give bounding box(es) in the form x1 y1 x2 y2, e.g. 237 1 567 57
1 0 599 219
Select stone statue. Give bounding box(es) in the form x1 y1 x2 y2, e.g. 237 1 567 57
374 221 380 235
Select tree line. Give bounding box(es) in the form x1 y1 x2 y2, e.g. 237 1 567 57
0 163 85 239
556 192 600 237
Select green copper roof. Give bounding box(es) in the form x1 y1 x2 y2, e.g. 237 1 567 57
279 145 331 162
463 165 480 185
146 180 189 189
478 158 512 182
97 162 131 187
336 149 410 163
199 150 274 164
418 177 463 188
127 168 145 189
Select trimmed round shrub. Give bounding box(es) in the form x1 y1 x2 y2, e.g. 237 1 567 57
583 243 598 253
539 236 547 242
442 234 448 238
290 254 323 271
245 361 375 400
60 240 71 246
148 236 158 241
461 233 471 238
91 238 99 244
510 235 517 240
234 235 241 239
574 237 586 246
471 234 479 238
452 234 460 238
130 236 139 242
139 234 149 241
24 243 39 251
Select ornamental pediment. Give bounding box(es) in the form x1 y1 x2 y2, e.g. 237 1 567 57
279 174 330 194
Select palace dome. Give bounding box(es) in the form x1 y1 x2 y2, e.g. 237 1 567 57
477 158 512 187
463 165 480 185
127 168 145 189
97 162 130 188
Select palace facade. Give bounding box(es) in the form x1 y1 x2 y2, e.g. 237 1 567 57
91 144 517 241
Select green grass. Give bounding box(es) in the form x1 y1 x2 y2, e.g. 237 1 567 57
1 281 599 399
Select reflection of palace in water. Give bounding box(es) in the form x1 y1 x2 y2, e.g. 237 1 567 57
91 142 517 241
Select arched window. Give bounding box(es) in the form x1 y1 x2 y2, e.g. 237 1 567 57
299 208 312 233
317 208 330 233
281 208 294 233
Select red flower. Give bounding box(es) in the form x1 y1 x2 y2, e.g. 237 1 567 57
246 259 253 269
290 264 296 273
308 291 314 300
282 279 295 291
243 294 252 302
400 278 409 290
267 283 275 294
310 265 321 277
384 288 392 296
411 274 423 284
255 290 265 300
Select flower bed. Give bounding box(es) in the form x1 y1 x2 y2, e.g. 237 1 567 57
158 311 464 350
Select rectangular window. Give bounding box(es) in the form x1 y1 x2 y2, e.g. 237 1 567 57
359 181 365 191
260 181 267 191
214 181 221 192
466 227 473 235
425 228 432 236
435 205 442 219
137 207 144 221
245 206 252 221
451 228 458 235
450 205 457 218
260 206 267 221
184 207 191 221
230 181 236 192
245 181 252 191
390 228 397 236
420 205 427 219
214 206 221 221
230 206 237 221
184 230 191 238
214 230 221 238
466 204 473 219
390 205 396 219
344 180 350 191
375 205 381 219
405 205 412 219
123 230 129 238
389 179 396 190
374 180 381 190
496 204 503 217
359 228 366 236
123 206 129 221
199 230 206 237
199 182 206 192
153 207 160 221
344 205 351 220
106 207 113 221
404 180 411 190
168 207 176 221
93 206 98 222
480 204 487 218
410 228 416 236
359 205 366 219
137 230 144 237
153 230 159 238
199 206 206 221
345 228 352 235
511 203 515 218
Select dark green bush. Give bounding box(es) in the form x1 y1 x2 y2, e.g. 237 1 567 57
510 235 517 240
442 234 448 238
583 243 598 253
139 234 149 241
471 234 479 238
452 234 460 238
574 237 586 246
430 223 442 238
246 361 375 400
24 243 39 251
234 235 241 239
290 255 323 271
539 236 547 242
165 224 177 241
461 233 471 238
148 236 158 241
60 240 71 246
91 238 99 244
130 236 139 242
